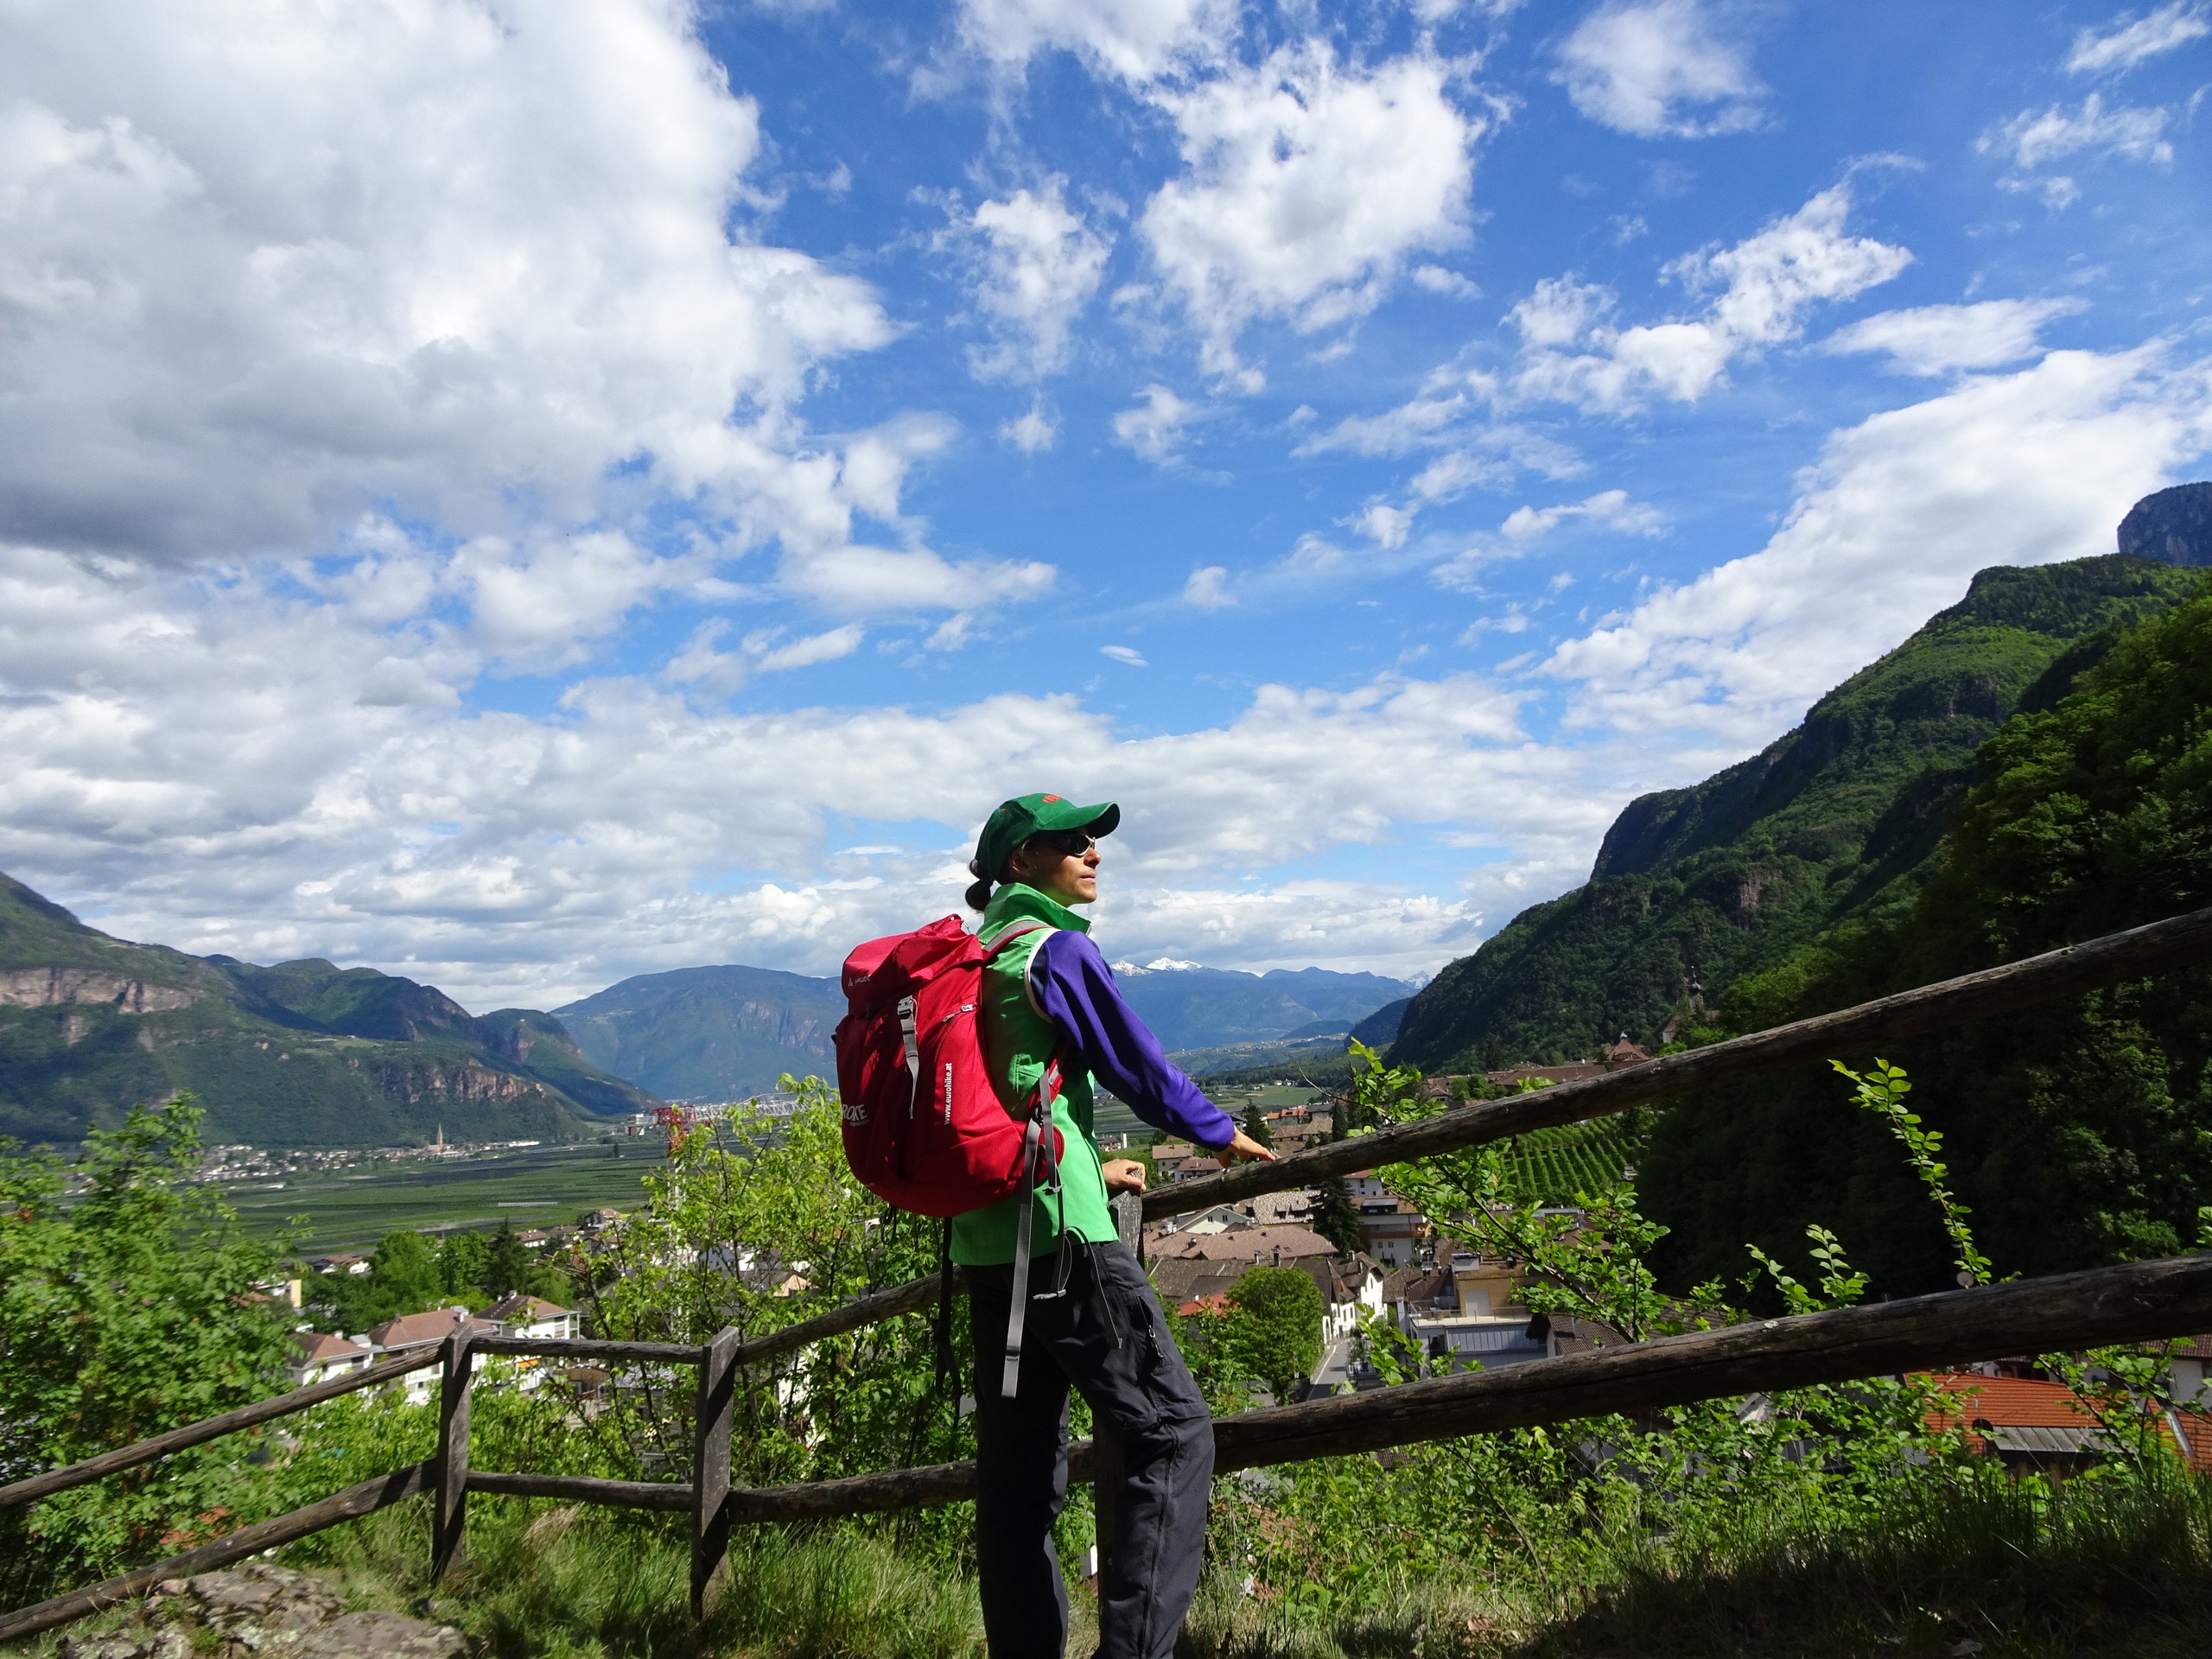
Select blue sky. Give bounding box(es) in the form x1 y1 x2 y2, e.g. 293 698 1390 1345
0 0 2206 1008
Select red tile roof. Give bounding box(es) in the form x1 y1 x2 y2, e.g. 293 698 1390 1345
1153 1225 1337 1262
483 1293 571 1323
1923 1373 2097 1433
365 1306 480 1350
289 1331 366 1364
1919 1371 2211 1466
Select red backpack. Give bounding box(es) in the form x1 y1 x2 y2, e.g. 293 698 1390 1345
836 916 1076 1398
833 915 1066 1218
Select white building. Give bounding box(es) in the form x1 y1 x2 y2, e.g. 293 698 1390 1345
483 1293 580 1342
288 1330 370 1388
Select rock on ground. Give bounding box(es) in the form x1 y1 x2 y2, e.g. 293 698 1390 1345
57 1563 466 1659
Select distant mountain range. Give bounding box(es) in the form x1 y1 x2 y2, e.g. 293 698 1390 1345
556 956 1416 1100
0 869 1416 1137
0 874 654 1147
1108 963 1415 1051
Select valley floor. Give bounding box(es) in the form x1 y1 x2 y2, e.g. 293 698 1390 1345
217 1138 670 1255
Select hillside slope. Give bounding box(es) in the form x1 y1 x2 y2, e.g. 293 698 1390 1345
1391 552 2203 1072
1643 571 2212 1291
0 874 654 1146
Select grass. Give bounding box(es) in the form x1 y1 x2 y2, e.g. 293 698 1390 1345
1186 1468 2212 1659
15 1469 2212 1658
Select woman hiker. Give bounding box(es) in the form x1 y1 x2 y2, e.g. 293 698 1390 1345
961 792 1275 1659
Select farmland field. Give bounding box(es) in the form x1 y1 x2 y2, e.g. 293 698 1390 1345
1093 1081 1327 1145
217 1137 671 1255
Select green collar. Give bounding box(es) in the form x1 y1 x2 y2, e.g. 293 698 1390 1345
982 881 1093 938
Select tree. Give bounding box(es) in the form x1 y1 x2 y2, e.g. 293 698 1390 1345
0 1097 290 1602
438 1230 491 1300
367 1229 442 1317
1220 1266 1324 1404
1313 1178 1363 1256
486 1219 529 1299
1242 1102 1273 1150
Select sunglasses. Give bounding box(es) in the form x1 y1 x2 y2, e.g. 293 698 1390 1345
1024 830 1097 859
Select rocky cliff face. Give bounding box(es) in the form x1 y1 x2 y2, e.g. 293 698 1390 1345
0 871 656 1146
0 967 200 1012
2118 480 2212 566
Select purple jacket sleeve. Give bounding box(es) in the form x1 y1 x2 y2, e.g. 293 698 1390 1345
1028 930 1238 1148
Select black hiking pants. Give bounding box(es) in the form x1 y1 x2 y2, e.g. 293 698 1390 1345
966 1240 1214 1659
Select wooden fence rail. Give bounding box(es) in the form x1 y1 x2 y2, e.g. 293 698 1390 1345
0 1332 728 1646
0 1348 444 1514
715 1250 2212 1523
4 903 2211 1644
0 1462 434 1645
722 902 2212 1369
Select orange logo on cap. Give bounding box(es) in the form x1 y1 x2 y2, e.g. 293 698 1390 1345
1041 794 1061 802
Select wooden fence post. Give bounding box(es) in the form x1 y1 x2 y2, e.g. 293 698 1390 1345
431 1330 474 1582
691 1327 739 1618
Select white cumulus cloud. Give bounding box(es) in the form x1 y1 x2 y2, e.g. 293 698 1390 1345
2065 3 2210 75
1505 186 1912 412
955 0 1238 83
1980 93 2174 169
1546 346 2212 743
952 178 1111 380
1821 298 2089 376
1001 404 1060 453
1182 564 1234 608
0 0 894 573
1554 0 1765 138
666 620 865 697
1112 384 1197 462
0 531 1677 997
1499 490 1666 541
450 531 697 671
1140 42 1488 385
781 545 1058 615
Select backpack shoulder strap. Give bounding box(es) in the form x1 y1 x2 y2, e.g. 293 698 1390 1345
980 918 1052 959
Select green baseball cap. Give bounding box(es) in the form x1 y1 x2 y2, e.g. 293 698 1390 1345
975 793 1121 881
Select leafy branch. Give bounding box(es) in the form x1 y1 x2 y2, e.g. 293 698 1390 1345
1833 1058 1991 1287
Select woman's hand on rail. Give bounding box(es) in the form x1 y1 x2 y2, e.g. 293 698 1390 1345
1101 1158 1147 1193
1218 1129 1277 1165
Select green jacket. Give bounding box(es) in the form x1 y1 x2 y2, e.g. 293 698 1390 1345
950 883 1118 1267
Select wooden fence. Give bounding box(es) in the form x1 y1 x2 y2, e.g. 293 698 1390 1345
4 902 2210 1645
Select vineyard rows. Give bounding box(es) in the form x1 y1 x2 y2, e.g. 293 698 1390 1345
1503 1116 1646 1204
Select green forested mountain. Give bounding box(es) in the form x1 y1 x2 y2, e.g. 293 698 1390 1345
1391 551 2204 1073
555 964 848 1101
0 874 654 1146
1643 574 2212 1293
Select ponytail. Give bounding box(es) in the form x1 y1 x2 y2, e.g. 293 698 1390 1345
964 856 993 913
